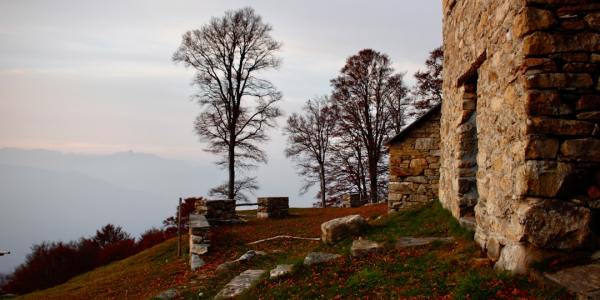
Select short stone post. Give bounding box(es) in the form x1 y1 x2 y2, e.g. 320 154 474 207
257 197 289 219
188 213 210 271
343 193 364 207
194 199 237 224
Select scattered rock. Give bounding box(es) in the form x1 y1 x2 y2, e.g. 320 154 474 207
321 215 367 243
190 254 205 271
395 237 454 248
350 239 384 257
270 264 294 279
591 251 600 261
544 264 600 299
214 269 266 299
215 250 267 273
237 250 258 261
304 252 341 266
216 260 241 273
154 288 179 300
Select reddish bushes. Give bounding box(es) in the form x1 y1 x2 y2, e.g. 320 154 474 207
1 224 173 295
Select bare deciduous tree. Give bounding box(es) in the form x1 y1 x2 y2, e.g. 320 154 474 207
413 46 443 113
331 49 406 203
284 96 337 208
173 7 282 201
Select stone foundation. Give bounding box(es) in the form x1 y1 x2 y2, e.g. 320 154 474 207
192 198 237 223
441 0 599 273
388 106 441 212
257 197 289 219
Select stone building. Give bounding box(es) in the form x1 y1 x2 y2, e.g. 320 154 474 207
440 0 599 273
388 104 441 212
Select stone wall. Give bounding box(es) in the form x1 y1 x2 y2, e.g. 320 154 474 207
257 197 289 219
192 198 237 223
388 107 441 211
441 0 599 273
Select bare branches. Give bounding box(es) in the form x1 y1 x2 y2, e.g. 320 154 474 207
412 46 443 115
284 96 337 207
330 49 407 203
208 177 258 202
174 7 282 200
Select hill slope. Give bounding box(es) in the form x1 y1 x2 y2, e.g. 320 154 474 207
18 203 570 299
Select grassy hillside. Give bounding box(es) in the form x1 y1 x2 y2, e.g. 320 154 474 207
18 203 570 299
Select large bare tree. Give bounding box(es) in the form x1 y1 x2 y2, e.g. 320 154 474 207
173 7 282 201
284 96 337 207
331 49 406 203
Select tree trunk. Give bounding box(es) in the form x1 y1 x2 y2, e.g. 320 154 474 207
319 164 326 208
368 156 379 203
228 143 235 201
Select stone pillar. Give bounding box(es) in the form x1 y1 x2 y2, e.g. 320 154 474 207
188 214 210 270
194 199 237 223
343 193 364 208
257 197 289 219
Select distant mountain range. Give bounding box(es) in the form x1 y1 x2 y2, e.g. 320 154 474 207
0 148 219 274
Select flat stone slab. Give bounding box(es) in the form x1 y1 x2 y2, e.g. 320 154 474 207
237 250 266 262
190 243 209 255
214 269 266 299
304 252 341 266
395 237 454 248
544 264 600 298
189 214 210 229
270 264 294 279
154 288 179 299
351 239 384 257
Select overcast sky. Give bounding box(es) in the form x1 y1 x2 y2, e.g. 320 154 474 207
0 1 442 205
0 0 442 155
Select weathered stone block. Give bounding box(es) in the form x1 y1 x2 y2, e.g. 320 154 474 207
576 111 600 121
560 138 600 162
405 176 428 184
528 117 595 136
525 73 593 89
521 199 591 249
525 137 559 159
516 161 575 197
585 12 600 30
527 91 572 116
514 7 555 38
576 94 600 111
321 215 367 243
408 158 428 175
523 32 600 55
257 197 289 219
194 199 237 222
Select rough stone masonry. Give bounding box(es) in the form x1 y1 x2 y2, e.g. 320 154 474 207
441 0 599 273
387 105 441 211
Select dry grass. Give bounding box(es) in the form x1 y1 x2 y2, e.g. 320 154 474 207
17 203 571 299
